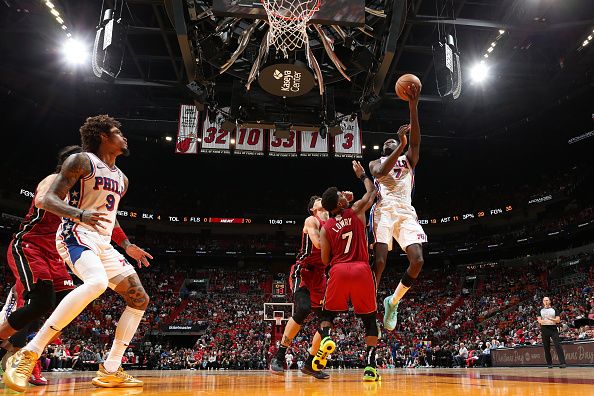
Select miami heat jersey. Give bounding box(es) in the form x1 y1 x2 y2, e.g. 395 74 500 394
323 208 369 266
60 152 125 238
12 190 61 259
375 155 414 206
296 215 325 269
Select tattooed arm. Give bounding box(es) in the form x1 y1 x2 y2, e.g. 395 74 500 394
39 153 111 231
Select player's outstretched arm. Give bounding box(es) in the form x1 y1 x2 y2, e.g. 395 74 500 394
39 153 111 232
113 219 153 268
319 227 331 266
304 216 322 249
406 83 421 168
369 125 409 177
351 161 376 217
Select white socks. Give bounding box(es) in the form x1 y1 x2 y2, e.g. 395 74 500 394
390 281 411 306
26 251 108 356
104 306 145 373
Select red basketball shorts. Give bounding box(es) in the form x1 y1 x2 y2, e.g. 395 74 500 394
7 240 74 303
323 261 377 314
290 263 327 309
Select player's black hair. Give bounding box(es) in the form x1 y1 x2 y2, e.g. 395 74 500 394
307 195 320 214
79 114 121 153
321 187 339 213
55 145 83 173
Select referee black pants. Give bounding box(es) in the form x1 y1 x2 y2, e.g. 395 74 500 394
541 325 566 365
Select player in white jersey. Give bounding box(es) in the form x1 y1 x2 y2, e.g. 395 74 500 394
368 84 427 332
4 115 152 392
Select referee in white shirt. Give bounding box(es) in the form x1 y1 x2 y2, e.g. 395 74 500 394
537 297 567 368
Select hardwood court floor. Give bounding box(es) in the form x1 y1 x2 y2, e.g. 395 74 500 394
2 367 593 395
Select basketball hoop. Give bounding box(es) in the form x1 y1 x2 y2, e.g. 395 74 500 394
261 0 321 58
274 315 283 326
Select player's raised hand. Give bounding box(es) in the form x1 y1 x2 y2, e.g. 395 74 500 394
80 210 111 233
341 191 354 202
352 160 365 178
125 244 153 268
407 83 420 104
397 124 410 146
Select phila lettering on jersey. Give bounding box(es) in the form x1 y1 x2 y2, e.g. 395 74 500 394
59 152 126 238
375 155 414 206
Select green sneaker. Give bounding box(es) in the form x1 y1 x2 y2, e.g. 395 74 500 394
363 366 381 382
383 295 399 331
312 337 336 372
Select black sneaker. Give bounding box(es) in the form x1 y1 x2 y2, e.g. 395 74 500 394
270 357 285 375
301 364 330 379
560 364 567 369
548 365 553 369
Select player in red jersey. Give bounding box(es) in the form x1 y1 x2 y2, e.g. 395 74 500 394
0 146 82 385
313 161 381 382
270 195 333 379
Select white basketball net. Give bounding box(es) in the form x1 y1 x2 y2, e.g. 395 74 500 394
261 0 320 58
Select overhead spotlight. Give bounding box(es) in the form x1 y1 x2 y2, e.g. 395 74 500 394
50 9 59 17
197 137 202 142
45 1 55 8
588 35 593 40
362 145 366 149
56 17 64 24
490 42 496 47
165 136 173 142
498 29 505 34
66 32 71 38
487 47 494 53
583 40 590 47
230 138 236 144
62 38 89 65
470 62 489 84
484 54 489 58
61 25 67 30
373 145 380 150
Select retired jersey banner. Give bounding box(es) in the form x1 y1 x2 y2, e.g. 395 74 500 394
175 105 199 154
299 130 329 157
269 130 298 157
334 116 362 158
201 108 232 154
235 127 265 156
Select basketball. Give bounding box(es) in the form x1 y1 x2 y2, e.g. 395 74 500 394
396 74 422 101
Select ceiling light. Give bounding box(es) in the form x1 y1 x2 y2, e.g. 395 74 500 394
470 62 489 84
487 47 494 53
165 136 173 142
50 9 59 17
484 54 489 58
583 40 590 47
362 145 366 149
61 25 67 30
62 38 89 65
588 35 593 40
230 138 236 144
45 1 55 8
373 145 380 150
56 17 64 24
498 29 505 34
490 42 496 47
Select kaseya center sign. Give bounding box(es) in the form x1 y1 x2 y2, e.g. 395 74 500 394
258 63 316 97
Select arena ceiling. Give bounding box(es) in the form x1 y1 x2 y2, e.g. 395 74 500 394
0 0 593 148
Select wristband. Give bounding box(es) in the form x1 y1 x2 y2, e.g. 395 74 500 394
112 226 129 247
79 210 85 221
359 174 368 182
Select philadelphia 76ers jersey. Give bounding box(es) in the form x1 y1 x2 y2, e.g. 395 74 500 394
60 152 125 238
375 155 414 206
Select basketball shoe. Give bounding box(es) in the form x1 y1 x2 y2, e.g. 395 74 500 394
301 364 330 379
312 336 335 371
383 295 399 331
362 366 381 382
29 360 48 386
91 364 143 388
269 357 284 375
3 349 38 392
